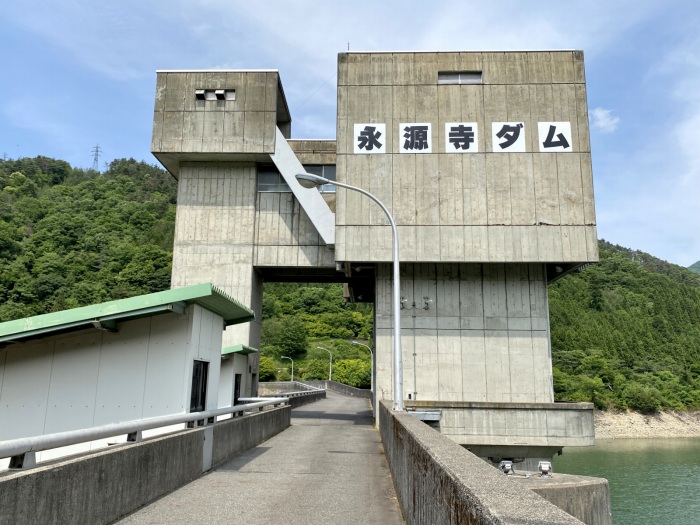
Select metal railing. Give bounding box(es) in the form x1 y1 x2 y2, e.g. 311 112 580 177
0 397 289 470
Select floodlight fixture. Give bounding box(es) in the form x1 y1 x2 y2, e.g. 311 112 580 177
499 460 514 474
538 461 553 477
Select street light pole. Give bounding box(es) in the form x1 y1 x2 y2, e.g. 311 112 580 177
281 356 294 382
296 172 404 410
317 346 333 381
352 341 374 395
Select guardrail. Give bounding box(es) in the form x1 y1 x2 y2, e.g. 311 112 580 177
303 380 373 399
0 397 288 470
258 381 322 394
247 386 326 408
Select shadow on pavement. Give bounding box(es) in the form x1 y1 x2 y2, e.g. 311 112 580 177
291 410 375 425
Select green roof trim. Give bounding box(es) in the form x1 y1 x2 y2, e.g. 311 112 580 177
222 344 259 356
0 283 254 345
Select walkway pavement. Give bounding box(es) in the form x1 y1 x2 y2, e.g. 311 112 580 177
118 391 404 524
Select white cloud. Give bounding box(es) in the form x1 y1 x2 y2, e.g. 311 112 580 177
590 108 620 133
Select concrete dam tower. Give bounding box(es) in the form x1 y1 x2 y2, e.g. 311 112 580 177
152 51 597 469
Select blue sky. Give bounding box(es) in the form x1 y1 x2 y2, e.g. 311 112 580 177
1 1 699 266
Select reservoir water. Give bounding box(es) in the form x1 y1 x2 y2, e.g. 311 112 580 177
553 438 700 524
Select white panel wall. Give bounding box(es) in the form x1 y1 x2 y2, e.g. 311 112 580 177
219 354 251 407
44 332 102 434
142 312 191 418
219 358 234 408
187 305 224 411
94 319 151 426
0 340 54 439
0 305 226 442
374 262 553 405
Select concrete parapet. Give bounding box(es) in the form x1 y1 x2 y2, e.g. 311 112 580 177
513 472 612 525
0 406 290 525
258 381 319 394
378 400 586 525
406 400 595 448
303 380 373 399
285 390 326 408
212 405 291 467
257 382 327 408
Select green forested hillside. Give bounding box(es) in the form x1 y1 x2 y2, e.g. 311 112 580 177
0 156 177 321
549 241 700 411
689 261 700 274
2 157 699 406
259 282 374 387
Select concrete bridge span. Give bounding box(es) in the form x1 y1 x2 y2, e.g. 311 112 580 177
0 390 610 525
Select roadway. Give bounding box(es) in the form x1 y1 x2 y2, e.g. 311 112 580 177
118 391 404 524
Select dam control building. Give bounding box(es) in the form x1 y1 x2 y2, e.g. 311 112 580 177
151 51 598 469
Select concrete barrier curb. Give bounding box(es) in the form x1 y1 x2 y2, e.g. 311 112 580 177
257 382 327 408
378 400 585 525
303 380 373 399
0 406 291 525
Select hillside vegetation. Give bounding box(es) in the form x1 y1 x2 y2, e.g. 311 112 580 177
1 157 699 407
0 156 176 321
258 282 374 387
549 241 700 411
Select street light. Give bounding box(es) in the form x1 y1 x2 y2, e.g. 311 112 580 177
317 346 333 381
296 172 404 410
281 356 294 382
352 341 374 394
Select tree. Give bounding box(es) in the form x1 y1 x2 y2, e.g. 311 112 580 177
301 359 330 381
258 356 276 381
261 316 308 358
332 360 371 388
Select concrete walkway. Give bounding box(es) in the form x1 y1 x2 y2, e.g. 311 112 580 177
118 391 404 524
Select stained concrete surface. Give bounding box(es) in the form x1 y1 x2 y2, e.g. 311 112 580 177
117 391 403 525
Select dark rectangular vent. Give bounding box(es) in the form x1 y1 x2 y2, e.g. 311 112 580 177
195 89 236 101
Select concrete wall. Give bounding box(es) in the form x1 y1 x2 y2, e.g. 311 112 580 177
284 390 326 408
419 401 595 448
378 400 597 525
171 162 262 351
374 262 552 405
212 404 290 466
254 191 336 268
0 305 222 444
258 381 319 394
152 71 288 171
257 382 327 407
0 406 290 525
288 139 336 165
523 475 612 525
303 380 373 399
335 51 597 264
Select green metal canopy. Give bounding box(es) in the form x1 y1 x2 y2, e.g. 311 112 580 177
221 344 259 356
0 283 254 346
